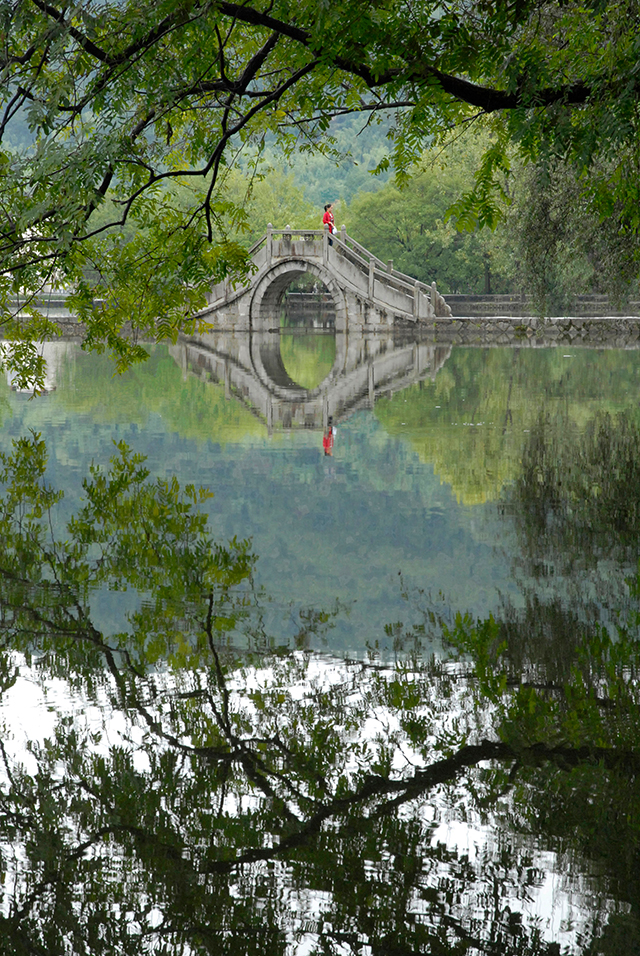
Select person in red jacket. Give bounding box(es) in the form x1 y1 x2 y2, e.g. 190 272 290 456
322 416 336 455
323 203 336 244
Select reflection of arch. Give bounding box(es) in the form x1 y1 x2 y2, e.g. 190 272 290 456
250 260 347 333
173 332 452 431
250 331 348 399
256 339 301 390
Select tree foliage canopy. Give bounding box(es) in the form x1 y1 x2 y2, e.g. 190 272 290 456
345 137 513 294
2 0 640 376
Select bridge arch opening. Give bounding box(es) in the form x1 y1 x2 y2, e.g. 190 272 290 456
249 260 347 395
278 274 336 389
249 260 347 334
279 273 335 330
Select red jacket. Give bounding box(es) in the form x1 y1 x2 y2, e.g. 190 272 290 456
322 430 334 454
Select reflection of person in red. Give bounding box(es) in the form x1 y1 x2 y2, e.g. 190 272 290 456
322 417 336 456
323 202 336 245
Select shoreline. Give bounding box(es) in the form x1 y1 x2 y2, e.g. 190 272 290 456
7 312 640 350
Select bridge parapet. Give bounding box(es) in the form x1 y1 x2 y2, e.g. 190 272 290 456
203 226 451 332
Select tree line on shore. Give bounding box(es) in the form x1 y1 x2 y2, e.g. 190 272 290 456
219 119 640 310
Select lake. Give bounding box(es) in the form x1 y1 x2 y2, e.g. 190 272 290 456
1 330 639 954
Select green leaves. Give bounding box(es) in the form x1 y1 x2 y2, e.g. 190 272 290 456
346 132 513 293
446 134 512 232
2 0 640 387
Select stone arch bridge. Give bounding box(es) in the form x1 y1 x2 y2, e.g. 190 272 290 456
198 226 452 332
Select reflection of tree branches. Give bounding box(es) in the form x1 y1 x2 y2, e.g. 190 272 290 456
1 693 620 955
510 410 640 565
2 437 639 953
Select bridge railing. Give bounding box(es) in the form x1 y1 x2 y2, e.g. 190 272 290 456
248 234 267 256
248 228 325 255
336 231 425 293
266 228 324 239
328 230 434 317
338 232 384 270
332 235 371 276
335 229 452 318
254 226 430 293
254 224 423 291
250 227 326 259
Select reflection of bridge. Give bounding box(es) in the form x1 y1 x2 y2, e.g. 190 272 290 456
198 227 452 332
2 340 74 393
171 330 452 429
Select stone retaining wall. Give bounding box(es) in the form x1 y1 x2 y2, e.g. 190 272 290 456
10 299 640 350
398 315 640 348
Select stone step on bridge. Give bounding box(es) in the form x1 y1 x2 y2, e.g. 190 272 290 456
198 225 452 332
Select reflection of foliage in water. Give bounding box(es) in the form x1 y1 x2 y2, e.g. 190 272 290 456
375 348 640 505
511 410 640 567
279 332 336 390
57 346 266 444
438 602 640 953
1 436 640 952
497 409 640 640
1 347 513 647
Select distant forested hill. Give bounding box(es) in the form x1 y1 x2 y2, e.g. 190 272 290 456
262 113 393 209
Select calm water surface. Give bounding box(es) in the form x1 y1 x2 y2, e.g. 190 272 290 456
3 338 639 647
1 333 640 954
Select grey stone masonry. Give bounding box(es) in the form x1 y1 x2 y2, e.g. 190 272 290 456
401 315 640 349
197 225 452 332
175 330 452 430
